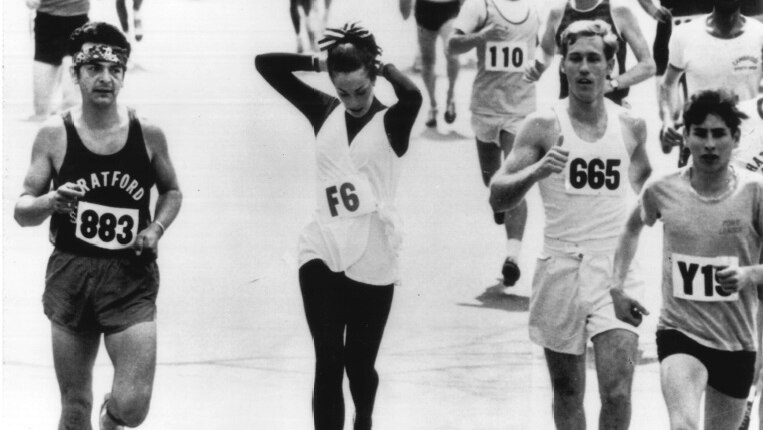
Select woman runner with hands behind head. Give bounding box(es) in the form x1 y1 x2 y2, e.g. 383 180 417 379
255 22 422 430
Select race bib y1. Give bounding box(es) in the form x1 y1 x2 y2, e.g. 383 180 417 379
318 174 377 219
75 201 139 250
485 42 526 72
671 254 739 302
564 156 623 196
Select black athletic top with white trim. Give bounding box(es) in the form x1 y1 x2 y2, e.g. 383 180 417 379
50 110 155 257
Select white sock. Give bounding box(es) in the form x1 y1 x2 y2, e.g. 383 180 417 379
506 239 521 261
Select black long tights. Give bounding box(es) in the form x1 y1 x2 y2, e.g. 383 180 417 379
299 259 394 430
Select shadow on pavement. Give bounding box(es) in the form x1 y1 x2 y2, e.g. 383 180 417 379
457 282 529 313
419 127 469 141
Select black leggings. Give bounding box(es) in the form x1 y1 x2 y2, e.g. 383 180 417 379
299 259 394 430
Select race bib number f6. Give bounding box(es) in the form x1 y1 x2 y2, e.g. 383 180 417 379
319 175 377 219
564 157 623 196
671 254 739 302
485 42 526 72
75 201 139 250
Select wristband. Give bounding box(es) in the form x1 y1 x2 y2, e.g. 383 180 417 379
153 220 166 235
312 55 320 72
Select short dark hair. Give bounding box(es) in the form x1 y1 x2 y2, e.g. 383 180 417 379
68 22 131 62
559 19 619 61
321 23 382 81
683 89 748 135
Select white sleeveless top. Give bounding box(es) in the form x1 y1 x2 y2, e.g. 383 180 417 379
733 96 763 174
470 0 539 117
539 99 631 247
298 106 403 286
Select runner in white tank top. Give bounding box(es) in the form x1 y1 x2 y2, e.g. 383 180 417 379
489 20 652 429
734 94 763 174
612 89 763 430
449 0 540 290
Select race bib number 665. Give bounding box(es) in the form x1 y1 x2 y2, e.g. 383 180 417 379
75 201 138 250
671 254 739 302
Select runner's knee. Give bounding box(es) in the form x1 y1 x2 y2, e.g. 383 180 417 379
111 388 152 427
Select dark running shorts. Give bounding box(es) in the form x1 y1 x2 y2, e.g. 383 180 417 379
34 12 89 66
43 248 159 335
415 0 461 32
656 329 755 399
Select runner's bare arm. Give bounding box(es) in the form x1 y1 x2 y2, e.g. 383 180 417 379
635 0 671 22
659 65 684 148
524 3 563 82
134 123 182 256
489 112 565 211
610 204 649 326
14 122 82 226
609 2 656 91
448 24 509 55
623 113 652 193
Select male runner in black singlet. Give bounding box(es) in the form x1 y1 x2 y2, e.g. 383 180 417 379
14 22 182 430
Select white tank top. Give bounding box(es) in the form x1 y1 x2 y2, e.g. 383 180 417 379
298 106 403 285
539 99 631 247
733 96 763 174
470 0 539 117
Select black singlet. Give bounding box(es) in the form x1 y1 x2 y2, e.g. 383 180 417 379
50 110 155 256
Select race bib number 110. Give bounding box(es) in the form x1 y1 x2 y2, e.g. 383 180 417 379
671 254 739 302
75 201 139 250
485 42 525 72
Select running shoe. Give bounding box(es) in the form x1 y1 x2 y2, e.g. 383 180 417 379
444 101 456 124
425 108 437 128
502 257 520 287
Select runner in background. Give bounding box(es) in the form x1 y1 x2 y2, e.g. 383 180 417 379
524 0 655 107
448 0 540 290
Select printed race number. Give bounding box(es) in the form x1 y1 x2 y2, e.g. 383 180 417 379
671 254 739 302
485 42 525 72
565 158 622 195
319 175 376 219
75 201 138 250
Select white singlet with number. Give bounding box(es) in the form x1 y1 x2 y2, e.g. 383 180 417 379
671 253 739 302
563 154 625 196
318 174 377 220
484 42 526 72
75 201 138 250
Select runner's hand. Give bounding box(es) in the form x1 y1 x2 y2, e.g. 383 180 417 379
534 136 568 179
25 0 41 10
716 265 755 295
480 23 510 42
399 0 412 19
660 122 683 153
611 288 649 327
523 59 546 82
133 223 163 258
50 182 85 214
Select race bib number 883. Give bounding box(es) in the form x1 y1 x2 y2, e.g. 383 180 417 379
75 201 138 250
